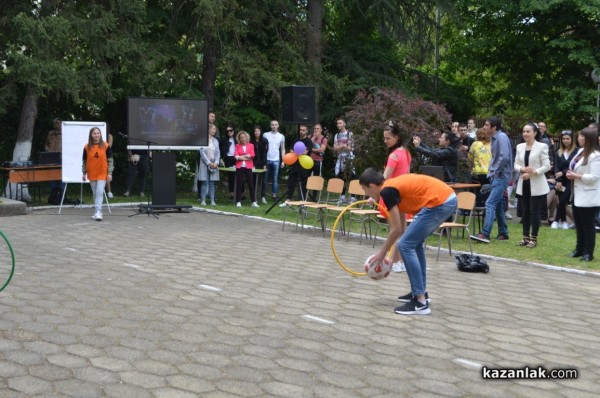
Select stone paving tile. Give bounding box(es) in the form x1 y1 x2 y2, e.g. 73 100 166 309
0 208 599 396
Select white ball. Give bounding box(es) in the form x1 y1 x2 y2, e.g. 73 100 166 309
363 255 392 280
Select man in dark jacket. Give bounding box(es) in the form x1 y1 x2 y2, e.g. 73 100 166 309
413 131 459 182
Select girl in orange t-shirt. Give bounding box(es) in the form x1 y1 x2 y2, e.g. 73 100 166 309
82 127 114 221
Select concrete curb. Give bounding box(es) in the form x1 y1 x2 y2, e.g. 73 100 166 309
0 198 27 216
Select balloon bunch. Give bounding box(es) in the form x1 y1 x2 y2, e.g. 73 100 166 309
282 141 314 170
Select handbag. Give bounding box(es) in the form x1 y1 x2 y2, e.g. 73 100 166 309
455 254 489 273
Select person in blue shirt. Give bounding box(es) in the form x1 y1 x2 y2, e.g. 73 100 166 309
471 117 513 243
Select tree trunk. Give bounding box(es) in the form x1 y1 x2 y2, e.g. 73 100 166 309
201 32 218 112
4 85 39 200
306 0 323 122
306 0 323 67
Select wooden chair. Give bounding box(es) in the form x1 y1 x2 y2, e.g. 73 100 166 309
302 178 344 236
322 179 362 239
343 180 383 244
281 175 324 232
432 191 476 261
371 214 389 247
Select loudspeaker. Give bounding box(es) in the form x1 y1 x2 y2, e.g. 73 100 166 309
152 152 176 206
281 86 316 124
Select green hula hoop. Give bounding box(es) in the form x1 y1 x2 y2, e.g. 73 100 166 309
0 230 15 292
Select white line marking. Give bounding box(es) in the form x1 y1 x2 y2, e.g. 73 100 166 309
123 263 141 269
198 284 222 292
65 248 78 252
454 358 483 369
302 314 335 325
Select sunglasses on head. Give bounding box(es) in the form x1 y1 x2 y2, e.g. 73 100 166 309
561 130 573 136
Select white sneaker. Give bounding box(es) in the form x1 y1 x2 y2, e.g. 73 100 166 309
505 211 513 220
251 202 259 208
338 195 346 205
200 201 206 206
107 192 113 199
561 222 570 230
92 212 102 221
349 197 357 204
261 197 267 204
551 221 559 229
392 261 406 272
140 192 145 197
211 201 216 206
279 201 289 208
236 202 241 208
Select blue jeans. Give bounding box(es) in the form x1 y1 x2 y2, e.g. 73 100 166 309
265 160 280 196
398 196 457 296
90 180 106 214
482 177 509 238
200 180 215 202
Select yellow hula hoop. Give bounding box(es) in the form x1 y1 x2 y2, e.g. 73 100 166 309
330 199 391 276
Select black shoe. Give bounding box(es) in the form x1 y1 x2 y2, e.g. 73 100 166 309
570 250 583 258
580 254 593 262
394 298 431 315
398 292 430 304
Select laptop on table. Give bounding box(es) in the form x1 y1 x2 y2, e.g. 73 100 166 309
38 151 61 165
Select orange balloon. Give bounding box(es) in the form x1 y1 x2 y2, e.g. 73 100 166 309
283 152 298 166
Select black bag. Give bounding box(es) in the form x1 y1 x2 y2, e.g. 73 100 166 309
48 187 62 205
455 254 489 273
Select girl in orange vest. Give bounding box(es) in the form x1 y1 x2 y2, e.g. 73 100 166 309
82 127 114 221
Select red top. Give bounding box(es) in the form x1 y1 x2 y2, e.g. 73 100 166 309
385 147 411 178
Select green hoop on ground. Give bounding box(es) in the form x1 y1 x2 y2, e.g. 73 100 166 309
330 199 390 276
0 230 15 292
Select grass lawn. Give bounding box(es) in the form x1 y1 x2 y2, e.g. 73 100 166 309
21 182 600 272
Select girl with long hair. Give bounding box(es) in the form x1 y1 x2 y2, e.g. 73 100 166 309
82 127 114 221
552 130 578 229
383 121 412 272
566 128 600 261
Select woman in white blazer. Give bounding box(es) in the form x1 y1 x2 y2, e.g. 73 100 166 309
514 123 551 248
566 127 600 262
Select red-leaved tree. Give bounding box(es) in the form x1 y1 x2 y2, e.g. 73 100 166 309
345 88 452 174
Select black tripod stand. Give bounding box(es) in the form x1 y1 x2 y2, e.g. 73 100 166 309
120 133 160 218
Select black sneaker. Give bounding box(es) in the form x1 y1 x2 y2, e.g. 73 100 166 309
394 298 431 315
398 292 430 304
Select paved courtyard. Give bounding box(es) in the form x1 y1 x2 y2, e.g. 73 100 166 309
0 206 599 397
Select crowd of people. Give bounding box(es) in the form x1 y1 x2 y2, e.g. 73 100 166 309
40 114 600 316
43 114 600 262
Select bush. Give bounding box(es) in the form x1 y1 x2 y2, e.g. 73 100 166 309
345 88 452 173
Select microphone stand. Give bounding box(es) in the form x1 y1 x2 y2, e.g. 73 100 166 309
121 133 160 218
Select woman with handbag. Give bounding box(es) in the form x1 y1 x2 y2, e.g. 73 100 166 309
197 123 220 206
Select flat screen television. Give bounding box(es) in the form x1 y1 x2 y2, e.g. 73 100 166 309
127 97 208 150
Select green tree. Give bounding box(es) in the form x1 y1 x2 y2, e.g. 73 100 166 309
441 0 600 129
0 0 147 198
